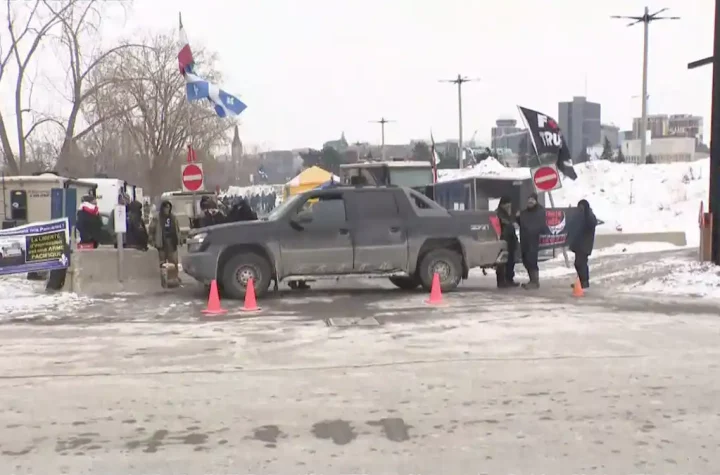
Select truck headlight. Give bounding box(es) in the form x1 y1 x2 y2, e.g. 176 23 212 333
188 232 208 251
190 232 207 244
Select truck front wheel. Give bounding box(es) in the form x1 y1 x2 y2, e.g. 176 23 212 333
418 248 463 292
389 276 421 290
221 252 272 300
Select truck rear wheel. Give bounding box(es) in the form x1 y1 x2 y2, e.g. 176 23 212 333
418 248 463 292
389 276 421 290
221 252 272 300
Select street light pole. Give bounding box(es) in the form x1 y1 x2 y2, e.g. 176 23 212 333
439 74 480 168
612 7 679 163
688 0 720 264
369 117 395 160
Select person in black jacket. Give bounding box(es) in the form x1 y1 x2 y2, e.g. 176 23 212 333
495 196 519 288
568 199 598 290
226 197 258 222
125 200 149 250
199 198 226 227
517 192 547 290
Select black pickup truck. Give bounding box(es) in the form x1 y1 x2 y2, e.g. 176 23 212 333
182 186 508 298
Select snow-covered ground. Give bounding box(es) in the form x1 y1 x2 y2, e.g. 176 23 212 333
0 274 91 320
441 157 707 246
624 255 720 299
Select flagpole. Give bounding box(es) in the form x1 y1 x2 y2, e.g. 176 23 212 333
517 106 570 268
180 11 198 227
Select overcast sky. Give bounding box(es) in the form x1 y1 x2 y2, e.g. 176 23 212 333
3 0 715 151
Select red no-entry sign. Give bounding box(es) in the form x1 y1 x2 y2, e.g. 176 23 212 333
181 163 204 192
531 164 561 193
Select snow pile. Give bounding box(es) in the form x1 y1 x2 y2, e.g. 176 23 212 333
624 257 720 299
0 274 91 320
552 159 706 245
441 157 708 246
439 157 529 181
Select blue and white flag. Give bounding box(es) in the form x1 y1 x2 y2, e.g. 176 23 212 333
185 72 247 118
178 14 247 118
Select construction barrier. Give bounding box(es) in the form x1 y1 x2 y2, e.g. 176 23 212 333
593 231 687 250
63 246 162 296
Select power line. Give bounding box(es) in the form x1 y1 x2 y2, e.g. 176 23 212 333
439 75 480 168
611 7 680 164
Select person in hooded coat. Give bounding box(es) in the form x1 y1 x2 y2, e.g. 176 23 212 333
226 197 258 222
199 198 226 227
517 192 548 289
568 199 598 289
125 200 149 250
495 196 519 288
76 195 103 248
148 200 182 267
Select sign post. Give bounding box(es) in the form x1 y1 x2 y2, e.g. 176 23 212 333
181 163 204 192
531 164 562 193
114 204 127 282
531 163 569 267
182 161 204 229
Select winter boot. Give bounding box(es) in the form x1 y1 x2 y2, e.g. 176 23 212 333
522 270 540 290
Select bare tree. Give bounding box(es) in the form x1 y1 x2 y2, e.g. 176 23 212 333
0 0 73 174
85 33 234 196
44 0 147 176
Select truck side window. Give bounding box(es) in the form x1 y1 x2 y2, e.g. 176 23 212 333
297 193 346 224
355 190 399 219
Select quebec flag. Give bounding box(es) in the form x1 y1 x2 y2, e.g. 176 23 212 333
178 14 247 118
185 73 247 118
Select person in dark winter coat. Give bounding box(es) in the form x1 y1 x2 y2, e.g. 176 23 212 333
517 192 548 289
125 200 149 250
226 197 257 222
76 195 103 248
199 198 226 227
148 200 182 267
568 199 598 289
495 196 519 288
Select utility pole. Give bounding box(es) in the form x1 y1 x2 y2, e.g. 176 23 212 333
369 117 395 160
439 74 480 168
611 7 679 164
688 0 720 264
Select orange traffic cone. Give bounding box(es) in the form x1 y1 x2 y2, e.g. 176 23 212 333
241 278 261 312
572 277 584 297
202 280 227 315
425 273 443 305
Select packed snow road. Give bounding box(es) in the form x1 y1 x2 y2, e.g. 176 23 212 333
1 247 719 474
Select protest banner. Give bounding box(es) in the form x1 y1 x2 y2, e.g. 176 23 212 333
0 218 71 276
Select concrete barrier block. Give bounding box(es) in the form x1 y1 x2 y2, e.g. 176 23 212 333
594 231 687 250
66 246 162 296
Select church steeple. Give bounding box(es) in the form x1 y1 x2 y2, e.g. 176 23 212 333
231 124 243 158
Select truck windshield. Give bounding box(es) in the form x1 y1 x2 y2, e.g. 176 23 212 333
265 194 300 221
389 169 433 187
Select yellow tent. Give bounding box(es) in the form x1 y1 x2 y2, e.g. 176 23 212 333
284 166 338 197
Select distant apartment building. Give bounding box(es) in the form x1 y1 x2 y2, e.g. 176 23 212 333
490 118 529 155
600 124 620 149
631 114 669 139
668 114 703 142
621 137 696 164
558 96 601 162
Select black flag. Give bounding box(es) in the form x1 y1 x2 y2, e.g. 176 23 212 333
517 106 578 180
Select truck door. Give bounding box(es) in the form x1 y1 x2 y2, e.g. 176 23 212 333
345 189 408 273
280 191 354 275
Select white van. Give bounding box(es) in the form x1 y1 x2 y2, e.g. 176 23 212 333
79 178 144 215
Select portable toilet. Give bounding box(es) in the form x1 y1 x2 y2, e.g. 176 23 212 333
0 172 96 230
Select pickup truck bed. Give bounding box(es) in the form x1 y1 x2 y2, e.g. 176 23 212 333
183 186 507 298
